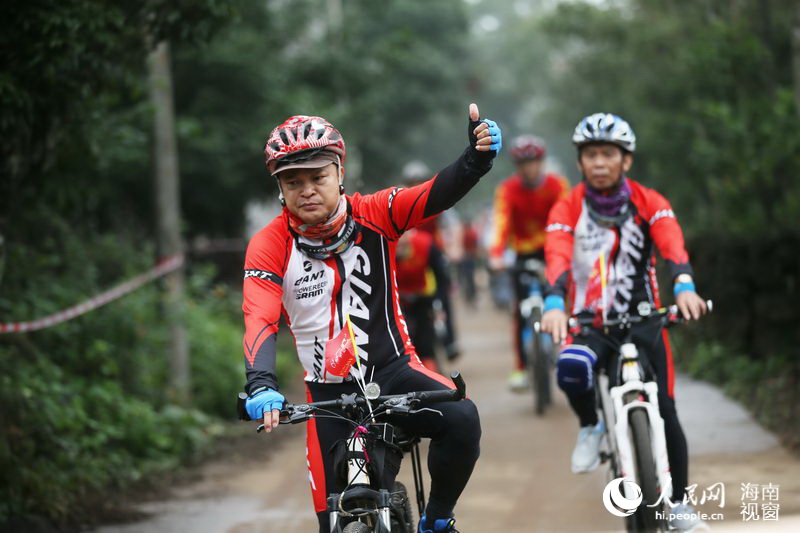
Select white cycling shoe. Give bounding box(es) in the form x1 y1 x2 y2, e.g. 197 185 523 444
571 421 604 473
667 502 710 531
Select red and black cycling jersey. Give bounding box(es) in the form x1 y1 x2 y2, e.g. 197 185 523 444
544 179 693 315
395 228 448 300
242 148 493 394
490 173 570 259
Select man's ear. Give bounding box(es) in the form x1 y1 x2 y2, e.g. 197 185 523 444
622 152 634 173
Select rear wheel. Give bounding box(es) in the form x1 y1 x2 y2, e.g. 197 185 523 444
390 481 415 533
629 408 661 532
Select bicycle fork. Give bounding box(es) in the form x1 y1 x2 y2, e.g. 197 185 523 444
329 433 392 532
608 374 672 502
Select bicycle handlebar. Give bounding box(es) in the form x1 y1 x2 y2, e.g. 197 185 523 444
568 300 713 330
240 371 467 429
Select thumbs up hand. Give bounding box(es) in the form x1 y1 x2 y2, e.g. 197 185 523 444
468 103 502 154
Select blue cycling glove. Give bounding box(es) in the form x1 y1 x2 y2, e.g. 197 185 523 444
469 116 502 158
245 388 285 420
482 118 502 153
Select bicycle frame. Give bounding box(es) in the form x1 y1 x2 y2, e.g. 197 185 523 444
573 302 712 531
518 258 555 413
517 258 546 324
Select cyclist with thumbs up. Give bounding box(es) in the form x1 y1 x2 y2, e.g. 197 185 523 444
242 104 501 533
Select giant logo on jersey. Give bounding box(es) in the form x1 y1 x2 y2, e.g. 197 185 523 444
343 246 372 366
611 215 646 314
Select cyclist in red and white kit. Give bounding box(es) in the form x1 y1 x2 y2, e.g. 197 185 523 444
489 135 569 391
541 113 708 532
242 104 501 533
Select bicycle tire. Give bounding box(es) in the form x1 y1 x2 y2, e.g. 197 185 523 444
529 308 551 415
343 520 372 533
629 408 661 532
390 481 415 533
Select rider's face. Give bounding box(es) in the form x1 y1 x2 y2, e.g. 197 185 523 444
278 163 343 224
577 143 632 191
516 159 544 185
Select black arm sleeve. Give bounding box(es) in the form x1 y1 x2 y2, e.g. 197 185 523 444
665 259 694 282
244 333 279 395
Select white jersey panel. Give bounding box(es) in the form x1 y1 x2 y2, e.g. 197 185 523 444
281 245 341 384
571 202 616 313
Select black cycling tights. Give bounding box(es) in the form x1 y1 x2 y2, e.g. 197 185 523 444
563 320 690 502
306 355 481 533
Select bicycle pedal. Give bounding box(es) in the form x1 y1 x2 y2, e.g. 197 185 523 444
599 451 612 463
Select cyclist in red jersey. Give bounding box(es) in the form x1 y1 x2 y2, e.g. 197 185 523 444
242 104 501 533
489 135 569 391
540 113 708 532
395 227 450 372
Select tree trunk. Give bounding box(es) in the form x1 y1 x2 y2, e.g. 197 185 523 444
148 40 190 403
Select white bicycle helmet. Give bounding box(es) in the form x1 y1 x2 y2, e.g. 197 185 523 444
572 113 636 152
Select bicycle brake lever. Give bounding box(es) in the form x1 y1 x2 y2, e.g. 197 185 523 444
383 402 414 415
408 407 444 417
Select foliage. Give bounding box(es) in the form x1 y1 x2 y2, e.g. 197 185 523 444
0 0 236 238
170 0 473 240
465 0 800 445
525 0 800 355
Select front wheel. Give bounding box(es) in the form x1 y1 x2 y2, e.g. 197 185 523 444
628 408 662 532
343 521 372 533
390 481 415 533
528 310 552 415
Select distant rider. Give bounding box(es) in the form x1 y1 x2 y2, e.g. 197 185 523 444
489 135 569 391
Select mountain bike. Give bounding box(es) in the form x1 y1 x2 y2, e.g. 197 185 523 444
239 372 467 533
516 257 555 415
569 301 712 532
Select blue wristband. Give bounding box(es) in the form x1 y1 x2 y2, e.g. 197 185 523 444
543 295 565 312
674 281 696 296
245 388 285 420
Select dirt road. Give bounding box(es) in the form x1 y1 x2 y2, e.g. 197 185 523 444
95 294 800 532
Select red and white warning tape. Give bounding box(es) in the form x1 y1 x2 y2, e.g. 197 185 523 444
0 254 184 334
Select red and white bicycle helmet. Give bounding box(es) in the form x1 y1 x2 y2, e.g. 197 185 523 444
264 115 346 175
509 135 547 162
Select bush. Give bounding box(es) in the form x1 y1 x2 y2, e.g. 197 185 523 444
0 223 298 525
